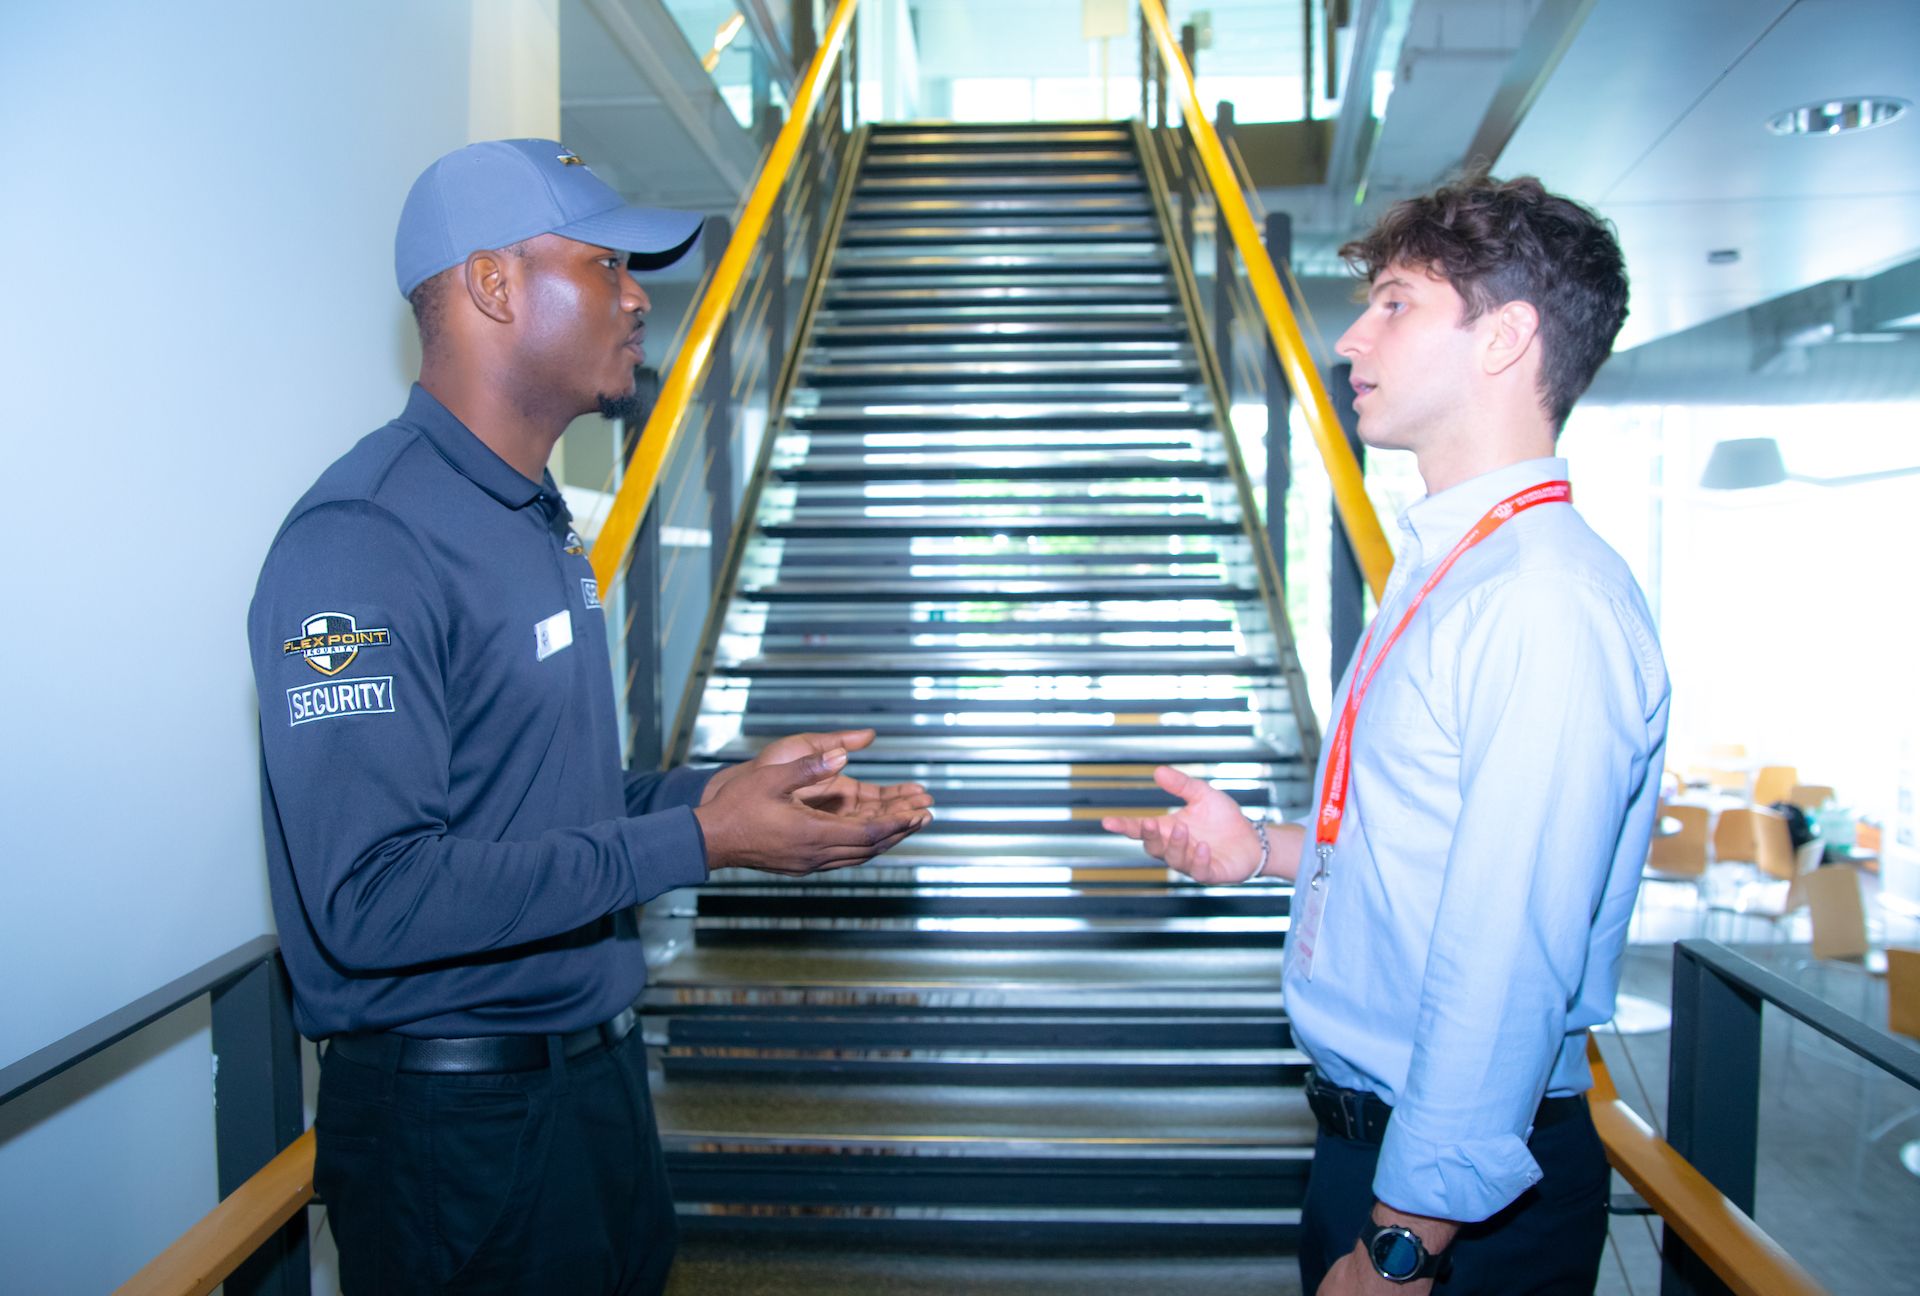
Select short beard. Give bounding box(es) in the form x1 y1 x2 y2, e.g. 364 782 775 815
596 390 649 423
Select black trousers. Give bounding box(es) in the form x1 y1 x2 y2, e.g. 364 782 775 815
1299 1106 1610 1295
314 1029 677 1295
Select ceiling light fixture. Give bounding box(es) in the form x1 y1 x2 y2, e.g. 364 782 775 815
1766 96 1910 137
1700 437 1920 490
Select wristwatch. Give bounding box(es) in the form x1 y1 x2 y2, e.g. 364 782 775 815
1360 1221 1449 1283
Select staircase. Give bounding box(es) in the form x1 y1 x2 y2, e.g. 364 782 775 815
648 122 1322 1293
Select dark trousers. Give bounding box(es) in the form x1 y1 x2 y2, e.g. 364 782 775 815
314 1029 677 1295
1299 1106 1609 1295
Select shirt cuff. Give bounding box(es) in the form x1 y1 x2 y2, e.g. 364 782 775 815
656 763 720 809
619 805 710 903
1373 1112 1543 1222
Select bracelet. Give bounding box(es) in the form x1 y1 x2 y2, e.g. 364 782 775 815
1236 816 1270 884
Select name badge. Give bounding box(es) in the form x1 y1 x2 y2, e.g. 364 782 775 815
535 609 573 661
1290 859 1331 980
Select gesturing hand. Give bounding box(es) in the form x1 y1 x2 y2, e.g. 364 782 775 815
702 728 933 821
694 748 932 876
1100 765 1298 884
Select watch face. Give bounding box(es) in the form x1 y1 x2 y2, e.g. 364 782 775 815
1369 1227 1424 1281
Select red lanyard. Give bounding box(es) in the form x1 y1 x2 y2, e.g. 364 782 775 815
1314 480 1572 859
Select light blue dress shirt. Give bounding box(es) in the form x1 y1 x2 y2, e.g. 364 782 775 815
1283 456 1670 1223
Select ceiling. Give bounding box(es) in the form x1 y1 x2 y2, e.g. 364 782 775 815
558 0 1920 350
1497 0 1920 349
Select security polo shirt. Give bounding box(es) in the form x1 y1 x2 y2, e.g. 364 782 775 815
248 384 711 1040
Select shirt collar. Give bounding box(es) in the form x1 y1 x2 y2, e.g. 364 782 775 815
401 383 556 511
1397 456 1569 566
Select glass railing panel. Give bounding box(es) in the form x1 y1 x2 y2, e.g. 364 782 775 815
659 0 780 128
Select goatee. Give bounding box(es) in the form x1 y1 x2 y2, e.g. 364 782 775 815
597 390 649 423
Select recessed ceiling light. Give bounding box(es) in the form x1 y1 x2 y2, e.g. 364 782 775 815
1766 97 1909 136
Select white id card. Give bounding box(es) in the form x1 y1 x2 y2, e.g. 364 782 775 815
535 609 574 661
1291 859 1330 979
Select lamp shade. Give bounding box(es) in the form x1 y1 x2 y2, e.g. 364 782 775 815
1700 437 1789 490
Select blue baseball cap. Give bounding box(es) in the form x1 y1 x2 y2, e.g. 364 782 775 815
394 138 704 298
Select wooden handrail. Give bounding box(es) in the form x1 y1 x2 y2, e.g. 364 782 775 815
1584 1037 1826 1296
113 1129 316 1296
589 0 860 597
1138 0 1394 599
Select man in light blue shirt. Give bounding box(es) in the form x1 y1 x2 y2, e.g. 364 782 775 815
1106 175 1668 1294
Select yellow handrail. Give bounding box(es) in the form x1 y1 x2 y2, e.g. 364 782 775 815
1585 1037 1827 1296
590 0 860 597
1138 0 1394 599
113 1129 315 1296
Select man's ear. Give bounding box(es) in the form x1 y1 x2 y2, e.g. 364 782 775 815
1482 300 1540 377
461 250 514 324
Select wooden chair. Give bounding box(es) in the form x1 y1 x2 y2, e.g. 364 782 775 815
1891 947 1920 1039
1707 808 1806 940
1803 865 1872 963
1637 804 1711 940
1786 783 1836 811
1647 804 1710 878
1752 765 1798 806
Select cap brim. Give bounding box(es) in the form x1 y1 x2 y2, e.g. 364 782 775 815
554 204 705 271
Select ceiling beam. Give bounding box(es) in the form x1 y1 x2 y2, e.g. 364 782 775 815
1468 0 1597 170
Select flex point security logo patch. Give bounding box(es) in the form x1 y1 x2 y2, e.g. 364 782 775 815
288 677 395 727
282 612 393 676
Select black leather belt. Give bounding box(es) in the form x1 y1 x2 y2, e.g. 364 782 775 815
327 1007 636 1075
1305 1069 1585 1145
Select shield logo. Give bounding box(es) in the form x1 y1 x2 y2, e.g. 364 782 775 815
301 612 360 676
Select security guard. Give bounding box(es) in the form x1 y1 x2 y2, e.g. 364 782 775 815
248 139 931 1294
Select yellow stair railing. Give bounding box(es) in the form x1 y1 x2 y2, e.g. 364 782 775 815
1138 0 1394 600
589 0 861 599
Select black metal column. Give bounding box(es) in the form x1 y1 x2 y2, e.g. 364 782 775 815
623 396 664 772
1263 212 1293 595
702 216 736 599
1212 101 1236 381
1177 24 1198 262
1662 944 1760 1296
210 957 309 1296
1328 361 1365 686
762 106 789 375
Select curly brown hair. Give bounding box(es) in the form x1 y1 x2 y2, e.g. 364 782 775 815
1339 174 1629 429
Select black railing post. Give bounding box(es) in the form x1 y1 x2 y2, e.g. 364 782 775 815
763 105 789 382
702 216 736 598
1177 23 1197 261
1213 100 1236 390
1263 212 1294 595
1662 943 1761 1296
1328 361 1365 685
209 957 309 1296
623 395 664 771
1153 30 1167 133
847 5 859 126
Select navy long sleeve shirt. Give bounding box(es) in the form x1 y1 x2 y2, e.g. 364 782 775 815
248 385 711 1039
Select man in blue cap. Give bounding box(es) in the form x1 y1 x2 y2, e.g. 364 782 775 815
248 140 932 1294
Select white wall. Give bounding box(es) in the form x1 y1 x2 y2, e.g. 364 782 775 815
0 2 556 1289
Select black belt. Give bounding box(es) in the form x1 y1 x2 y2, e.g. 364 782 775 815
327 1007 636 1075
1305 1069 1585 1146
